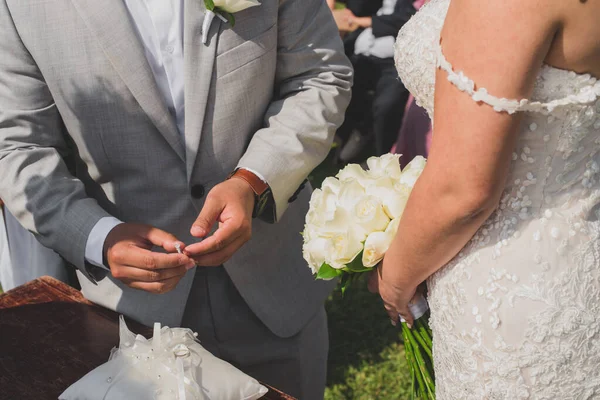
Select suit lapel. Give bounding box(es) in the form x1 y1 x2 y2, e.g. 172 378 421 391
183 0 221 180
71 0 185 162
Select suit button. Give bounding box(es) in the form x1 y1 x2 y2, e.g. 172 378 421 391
191 184 205 199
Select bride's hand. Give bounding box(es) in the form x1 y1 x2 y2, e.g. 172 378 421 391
368 263 418 327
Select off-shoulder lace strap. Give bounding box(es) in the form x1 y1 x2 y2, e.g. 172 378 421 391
435 42 600 114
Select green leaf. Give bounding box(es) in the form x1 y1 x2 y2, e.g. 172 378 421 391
225 12 235 27
340 273 351 297
344 252 373 273
204 0 215 11
316 263 343 280
340 270 368 296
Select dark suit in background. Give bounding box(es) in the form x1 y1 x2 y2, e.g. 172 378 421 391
338 0 417 161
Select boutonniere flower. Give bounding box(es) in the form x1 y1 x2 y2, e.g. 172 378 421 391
202 0 261 44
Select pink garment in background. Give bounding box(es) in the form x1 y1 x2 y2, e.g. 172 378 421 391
391 96 432 167
391 0 432 167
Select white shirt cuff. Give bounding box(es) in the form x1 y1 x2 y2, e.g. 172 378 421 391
85 217 123 269
239 167 268 184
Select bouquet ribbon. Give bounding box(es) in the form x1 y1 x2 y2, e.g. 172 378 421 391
403 292 429 322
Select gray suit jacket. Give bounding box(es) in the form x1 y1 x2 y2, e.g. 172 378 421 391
0 0 352 337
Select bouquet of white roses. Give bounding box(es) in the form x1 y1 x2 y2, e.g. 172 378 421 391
302 154 435 399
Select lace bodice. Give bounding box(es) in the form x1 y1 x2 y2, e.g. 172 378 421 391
394 1 600 399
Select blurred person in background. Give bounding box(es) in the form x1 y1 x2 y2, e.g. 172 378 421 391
391 95 431 168
335 0 416 163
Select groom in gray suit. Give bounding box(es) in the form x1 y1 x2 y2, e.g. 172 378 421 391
0 0 352 397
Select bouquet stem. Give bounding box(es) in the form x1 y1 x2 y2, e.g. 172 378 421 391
401 309 435 399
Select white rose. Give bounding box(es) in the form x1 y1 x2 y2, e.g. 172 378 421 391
213 0 260 13
362 218 400 267
336 179 366 213
328 230 364 269
367 175 395 190
366 153 402 180
354 195 390 234
321 176 342 194
386 217 401 237
399 155 426 187
306 189 323 225
304 207 364 272
336 163 374 188
321 206 356 236
302 222 321 243
368 184 410 220
303 237 333 275
306 205 359 241
306 183 338 225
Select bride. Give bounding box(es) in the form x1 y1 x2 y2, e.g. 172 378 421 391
369 0 600 398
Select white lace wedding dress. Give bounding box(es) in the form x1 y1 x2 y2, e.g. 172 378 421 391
394 1 600 398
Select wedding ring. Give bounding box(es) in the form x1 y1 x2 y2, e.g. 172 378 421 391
173 344 191 358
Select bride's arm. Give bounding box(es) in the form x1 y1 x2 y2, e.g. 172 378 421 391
374 0 563 324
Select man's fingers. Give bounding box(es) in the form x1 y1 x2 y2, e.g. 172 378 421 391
112 265 189 283
185 221 244 256
110 245 195 271
127 275 183 294
191 195 223 238
142 226 184 252
190 235 247 267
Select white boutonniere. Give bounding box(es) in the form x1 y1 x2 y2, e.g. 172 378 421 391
202 0 260 44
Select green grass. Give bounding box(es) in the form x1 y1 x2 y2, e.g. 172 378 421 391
325 281 411 400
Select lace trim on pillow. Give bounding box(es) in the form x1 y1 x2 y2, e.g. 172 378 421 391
436 43 600 114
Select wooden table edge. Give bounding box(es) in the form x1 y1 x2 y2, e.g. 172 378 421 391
0 276 297 399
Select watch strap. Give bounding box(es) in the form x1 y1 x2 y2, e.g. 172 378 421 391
229 168 269 196
228 169 273 220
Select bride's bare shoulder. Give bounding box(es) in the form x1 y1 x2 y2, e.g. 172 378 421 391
443 0 600 80
447 0 563 21
548 0 600 78
445 0 599 33
443 0 562 48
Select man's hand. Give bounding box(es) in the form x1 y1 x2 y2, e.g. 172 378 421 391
184 178 255 267
341 9 372 29
104 223 196 294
